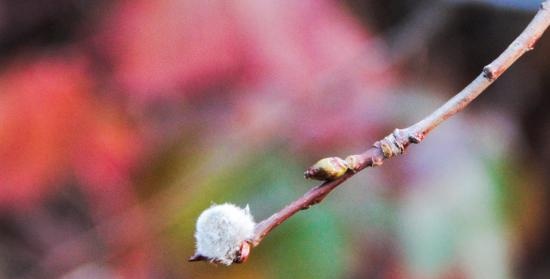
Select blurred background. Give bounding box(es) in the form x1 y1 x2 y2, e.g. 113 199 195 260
1 0 549 278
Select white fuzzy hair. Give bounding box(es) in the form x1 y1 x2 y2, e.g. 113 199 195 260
194 203 255 265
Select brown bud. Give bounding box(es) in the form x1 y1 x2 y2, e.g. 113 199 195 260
304 157 350 181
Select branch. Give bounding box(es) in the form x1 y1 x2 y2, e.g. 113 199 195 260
191 0 550 264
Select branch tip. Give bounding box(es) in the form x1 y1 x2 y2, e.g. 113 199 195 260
188 254 208 262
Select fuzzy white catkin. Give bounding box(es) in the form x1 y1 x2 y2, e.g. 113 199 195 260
194 203 255 265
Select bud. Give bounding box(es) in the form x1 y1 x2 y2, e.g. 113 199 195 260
192 203 255 265
304 157 350 181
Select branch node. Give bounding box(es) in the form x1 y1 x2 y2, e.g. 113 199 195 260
527 37 541 50
482 65 498 80
408 134 422 144
344 155 362 171
371 155 384 167
376 129 406 158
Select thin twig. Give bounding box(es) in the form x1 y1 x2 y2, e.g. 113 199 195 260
194 0 550 262
253 0 550 249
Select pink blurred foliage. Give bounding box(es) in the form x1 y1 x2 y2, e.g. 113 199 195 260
99 0 395 152
0 55 143 210
99 0 246 100
0 54 154 278
0 0 396 277
0 57 91 210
